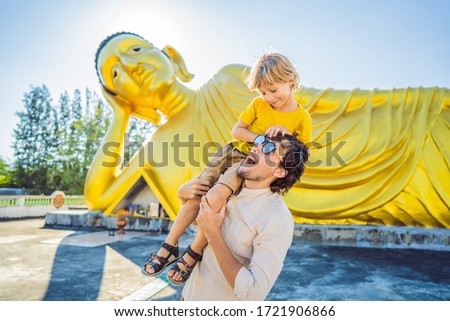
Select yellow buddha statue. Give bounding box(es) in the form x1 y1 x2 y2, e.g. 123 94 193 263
86 32 450 228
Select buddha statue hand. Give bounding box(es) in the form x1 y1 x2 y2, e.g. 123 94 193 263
101 86 133 117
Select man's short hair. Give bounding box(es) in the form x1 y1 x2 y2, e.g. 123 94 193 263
270 134 308 195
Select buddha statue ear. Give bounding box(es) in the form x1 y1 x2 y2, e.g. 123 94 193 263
162 46 194 83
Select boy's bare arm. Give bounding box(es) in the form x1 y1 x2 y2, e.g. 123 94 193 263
232 120 258 142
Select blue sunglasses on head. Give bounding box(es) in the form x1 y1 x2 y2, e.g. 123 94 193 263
253 135 277 154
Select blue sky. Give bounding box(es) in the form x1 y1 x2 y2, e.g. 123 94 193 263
1 0 449 161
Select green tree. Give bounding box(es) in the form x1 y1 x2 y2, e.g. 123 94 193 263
125 116 156 166
12 85 54 194
70 91 111 194
50 89 109 195
11 85 156 195
0 157 13 186
49 91 71 191
69 89 84 164
84 88 92 119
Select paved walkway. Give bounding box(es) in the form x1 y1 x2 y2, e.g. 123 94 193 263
1 218 449 301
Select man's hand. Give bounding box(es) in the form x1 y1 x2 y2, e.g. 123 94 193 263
265 125 291 137
196 196 241 289
196 196 226 241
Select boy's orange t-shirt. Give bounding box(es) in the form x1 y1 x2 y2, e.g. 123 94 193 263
232 97 312 154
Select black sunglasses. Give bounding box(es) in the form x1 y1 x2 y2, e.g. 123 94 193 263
253 135 277 154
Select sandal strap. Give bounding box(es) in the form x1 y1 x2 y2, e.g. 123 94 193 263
146 258 161 271
145 253 167 270
161 242 179 257
167 247 202 285
186 245 202 262
177 257 193 273
179 269 190 279
170 258 192 282
153 253 169 265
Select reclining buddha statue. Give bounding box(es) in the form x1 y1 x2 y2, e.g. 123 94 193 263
85 32 450 228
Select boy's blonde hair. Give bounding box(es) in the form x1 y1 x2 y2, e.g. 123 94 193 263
246 52 300 91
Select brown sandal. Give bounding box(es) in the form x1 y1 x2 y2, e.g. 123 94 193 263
167 245 202 286
141 242 179 277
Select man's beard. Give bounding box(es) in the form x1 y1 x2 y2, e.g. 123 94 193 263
237 166 264 182
237 166 247 179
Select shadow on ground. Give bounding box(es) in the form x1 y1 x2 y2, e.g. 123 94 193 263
42 230 450 301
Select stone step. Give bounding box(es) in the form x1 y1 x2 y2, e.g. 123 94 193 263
294 224 450 251
45 210 172 232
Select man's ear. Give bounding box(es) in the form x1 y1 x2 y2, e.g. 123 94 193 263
273 167 287 179
162 45 194 83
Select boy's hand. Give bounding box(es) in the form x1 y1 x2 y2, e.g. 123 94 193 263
265 126 291 137
177 178 212 204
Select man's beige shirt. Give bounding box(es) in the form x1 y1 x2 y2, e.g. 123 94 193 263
182 187 294 300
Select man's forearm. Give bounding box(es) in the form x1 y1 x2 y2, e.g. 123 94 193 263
207 232 243 289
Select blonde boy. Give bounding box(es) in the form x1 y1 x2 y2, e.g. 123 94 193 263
142 52 312 285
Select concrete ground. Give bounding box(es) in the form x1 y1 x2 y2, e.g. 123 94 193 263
1 218 450 301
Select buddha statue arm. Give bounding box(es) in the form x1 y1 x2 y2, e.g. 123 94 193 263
84 89 132 209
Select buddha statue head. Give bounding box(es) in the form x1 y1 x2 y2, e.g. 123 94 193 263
95 32 194 124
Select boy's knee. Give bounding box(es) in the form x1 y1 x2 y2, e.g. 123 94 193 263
206 185 231 212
